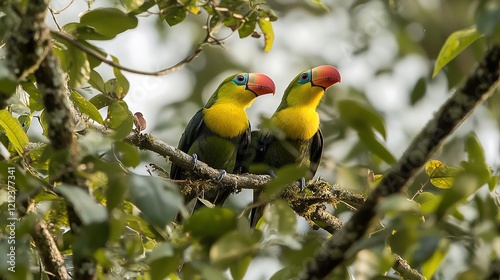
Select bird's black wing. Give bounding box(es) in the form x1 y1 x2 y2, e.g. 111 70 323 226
169 109 205 180
234 121 252 174
309 129 324 177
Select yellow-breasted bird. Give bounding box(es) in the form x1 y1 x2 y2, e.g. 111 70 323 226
248 65 341 227
170 73 276 213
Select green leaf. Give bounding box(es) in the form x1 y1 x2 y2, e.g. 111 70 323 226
415 192 440 214
238 12 257 38
266 200 297 235
57 184 108 225
184 207 238 246
0 109 29 155
356 128 396 164
258 17 274 53
67 44 91 88
80 8 138 38
89 70 105 93
376 194 421 215
187 262 229 280
435 173 482 220
421 238 449 279
111 55 130 99
462 133 491 185
128 0 156 15
73 222 110 262
113 141 140 167
129 175 183 228
425 159 461 189
432 26 483 77
63 22 114 41
0 62 18 100
210 231 259 268
271 267 302 280
147 242 179 279
307 0 330 11
17 114 32 133
53 38 92 88
120 0 145 11
263 164 309 199
21 81 44 111
72 90 104 124
410 77 426 105
89 94 113 110
230 255 252 280
161 5 187 26
476 2 500 36
338 99 387 139
105 100 134 139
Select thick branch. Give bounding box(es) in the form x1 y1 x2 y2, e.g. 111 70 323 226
11 0 98 279
127 133 271 188
126 133 365 207
298 45 500 279
31 220 70 280
6 1 51 81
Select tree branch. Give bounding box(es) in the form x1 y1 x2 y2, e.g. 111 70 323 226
32 220 70 280
298 204 425 280
6 0 99 278
126 133 365 207
297 45 500 279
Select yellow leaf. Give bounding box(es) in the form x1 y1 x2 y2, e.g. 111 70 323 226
0 110 29 155
425 160 461 189
258 18 274 53
186 5 200 14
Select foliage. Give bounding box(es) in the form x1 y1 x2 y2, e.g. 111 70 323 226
0 0 500 279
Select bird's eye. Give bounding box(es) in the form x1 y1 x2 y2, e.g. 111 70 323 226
233 74 248 85
298 71 311 84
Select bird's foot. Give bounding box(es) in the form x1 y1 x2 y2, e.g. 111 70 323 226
299 177 306 191
191 153 198 170
268 170 277 179
217 169 227 181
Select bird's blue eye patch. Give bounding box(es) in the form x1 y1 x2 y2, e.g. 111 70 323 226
233 74 249 85
297 71 311 84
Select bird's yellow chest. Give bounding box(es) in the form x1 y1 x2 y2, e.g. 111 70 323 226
272 107 320 140
203 104 249 138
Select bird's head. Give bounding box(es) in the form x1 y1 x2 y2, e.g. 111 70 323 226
279 65 341 109
206 73 276 108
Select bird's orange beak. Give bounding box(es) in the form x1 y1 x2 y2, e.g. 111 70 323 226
247 73 276 96
311 65 341 90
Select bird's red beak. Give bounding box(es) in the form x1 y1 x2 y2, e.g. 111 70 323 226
247 73 276 96
311 65 341 89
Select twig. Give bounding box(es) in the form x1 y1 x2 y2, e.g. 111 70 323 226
48 8 63 31
50 29 204 76
297 45 500 279
49 0 75 14
393 254 426 280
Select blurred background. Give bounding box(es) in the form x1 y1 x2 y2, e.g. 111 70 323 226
45 0 500 278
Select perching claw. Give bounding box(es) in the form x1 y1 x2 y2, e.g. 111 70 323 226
299 177 306 191
217 169 227 181
191 153 198 170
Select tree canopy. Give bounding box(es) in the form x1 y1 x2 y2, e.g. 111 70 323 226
1 0 500 279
